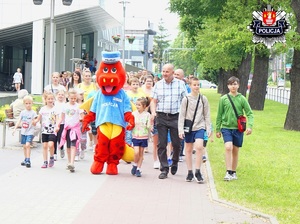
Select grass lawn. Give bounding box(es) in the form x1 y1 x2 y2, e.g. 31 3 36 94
201 89 300 224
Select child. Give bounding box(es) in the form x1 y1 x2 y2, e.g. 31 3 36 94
131 97 152 177
13 95 37 168
76 88 87 160
202 125 214 163
13 68 23 92
126 77 146 146
33 92 58 168
56 88 84 172
216 76 253 181
54 90 66 159
178 77 212 183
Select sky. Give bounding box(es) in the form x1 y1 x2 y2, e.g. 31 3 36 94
109 0 180 41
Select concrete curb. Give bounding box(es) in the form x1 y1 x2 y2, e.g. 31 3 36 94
205 155 279 224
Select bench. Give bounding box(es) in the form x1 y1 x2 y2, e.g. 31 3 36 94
2 108 20 147
2 108 42 148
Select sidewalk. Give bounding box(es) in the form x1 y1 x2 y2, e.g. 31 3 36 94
0 127 276 224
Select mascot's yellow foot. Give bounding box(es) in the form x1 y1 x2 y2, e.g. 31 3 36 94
106 164 118 175
90 161 104 174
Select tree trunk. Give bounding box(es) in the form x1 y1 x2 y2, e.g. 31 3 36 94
248 53 269 110
284 0 300 131
218 69 236 95
236 53 252 96
217 54 251 96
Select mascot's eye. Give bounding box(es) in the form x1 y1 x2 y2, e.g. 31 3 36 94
103 67 109 73
111 67 117 73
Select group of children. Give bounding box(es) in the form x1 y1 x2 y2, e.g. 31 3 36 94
13 88 86 172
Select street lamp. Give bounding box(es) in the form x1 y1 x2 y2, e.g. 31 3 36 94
33 0 73 84
119 1 130 67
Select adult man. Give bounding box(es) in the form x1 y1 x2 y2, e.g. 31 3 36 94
174 68 191 162
151 64 188 179
174 68 191 94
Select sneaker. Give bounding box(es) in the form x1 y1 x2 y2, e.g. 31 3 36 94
75 155 79 161
25 161 31 168
195 172 204 183
80 150 85 159
60 149 65 158
171 164 178 175
179 156 183 162
224 172 233 181
202 155 207 163
144 148 149 153
53 154 57 161
167 158 173 167
135 169 142 177
158 171 168 179
131 165 137 175
186 173 194 182
21 160 26 166
153 160 160 169
231 173 238 180
41 162 48 168
68 164 75 172
49 158 54 167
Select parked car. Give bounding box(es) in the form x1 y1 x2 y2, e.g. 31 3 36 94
200 80 217 89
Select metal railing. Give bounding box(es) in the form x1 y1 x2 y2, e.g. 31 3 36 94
266 86 290 105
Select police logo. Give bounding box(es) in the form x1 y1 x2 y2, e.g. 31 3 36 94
247 5 291 48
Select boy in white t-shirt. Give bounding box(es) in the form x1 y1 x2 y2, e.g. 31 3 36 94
13 95 37 168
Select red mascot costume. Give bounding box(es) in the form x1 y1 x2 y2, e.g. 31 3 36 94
82 51 134 175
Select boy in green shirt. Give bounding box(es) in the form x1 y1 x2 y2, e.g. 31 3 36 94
216 76 254 181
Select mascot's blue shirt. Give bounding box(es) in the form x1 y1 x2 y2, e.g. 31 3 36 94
90 89 131 128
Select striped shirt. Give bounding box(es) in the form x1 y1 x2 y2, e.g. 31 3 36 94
152 78 187 114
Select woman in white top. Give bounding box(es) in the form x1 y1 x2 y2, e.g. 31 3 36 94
44 72 66 95
13 68 23 92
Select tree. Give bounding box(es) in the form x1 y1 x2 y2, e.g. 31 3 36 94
153 19 171 73
284 0 300 131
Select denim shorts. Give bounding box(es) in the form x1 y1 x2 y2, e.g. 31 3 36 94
221 128 244 147
132 138 148 148
21 135 34 145
184 129 205 143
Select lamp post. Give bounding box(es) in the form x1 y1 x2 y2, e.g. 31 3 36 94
119 1 129 67
33 0 73 84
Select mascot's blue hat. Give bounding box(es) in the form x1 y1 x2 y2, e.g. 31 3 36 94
102 51 121 64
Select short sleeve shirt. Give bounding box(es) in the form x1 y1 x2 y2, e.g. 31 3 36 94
152 78 188 114
19 109 37 135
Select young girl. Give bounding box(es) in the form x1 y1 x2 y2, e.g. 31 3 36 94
54 90 66 159
13 68 23 92
33 92 58 168
126 77 146 146
76 88 87 160
131 97 152 177
56 89 84 172
178 77 212 183
13 95 37 168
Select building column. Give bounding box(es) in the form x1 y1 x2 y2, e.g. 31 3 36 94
45 22 56 86
56 28 66 73
66 32 75 71
31 20 45 95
